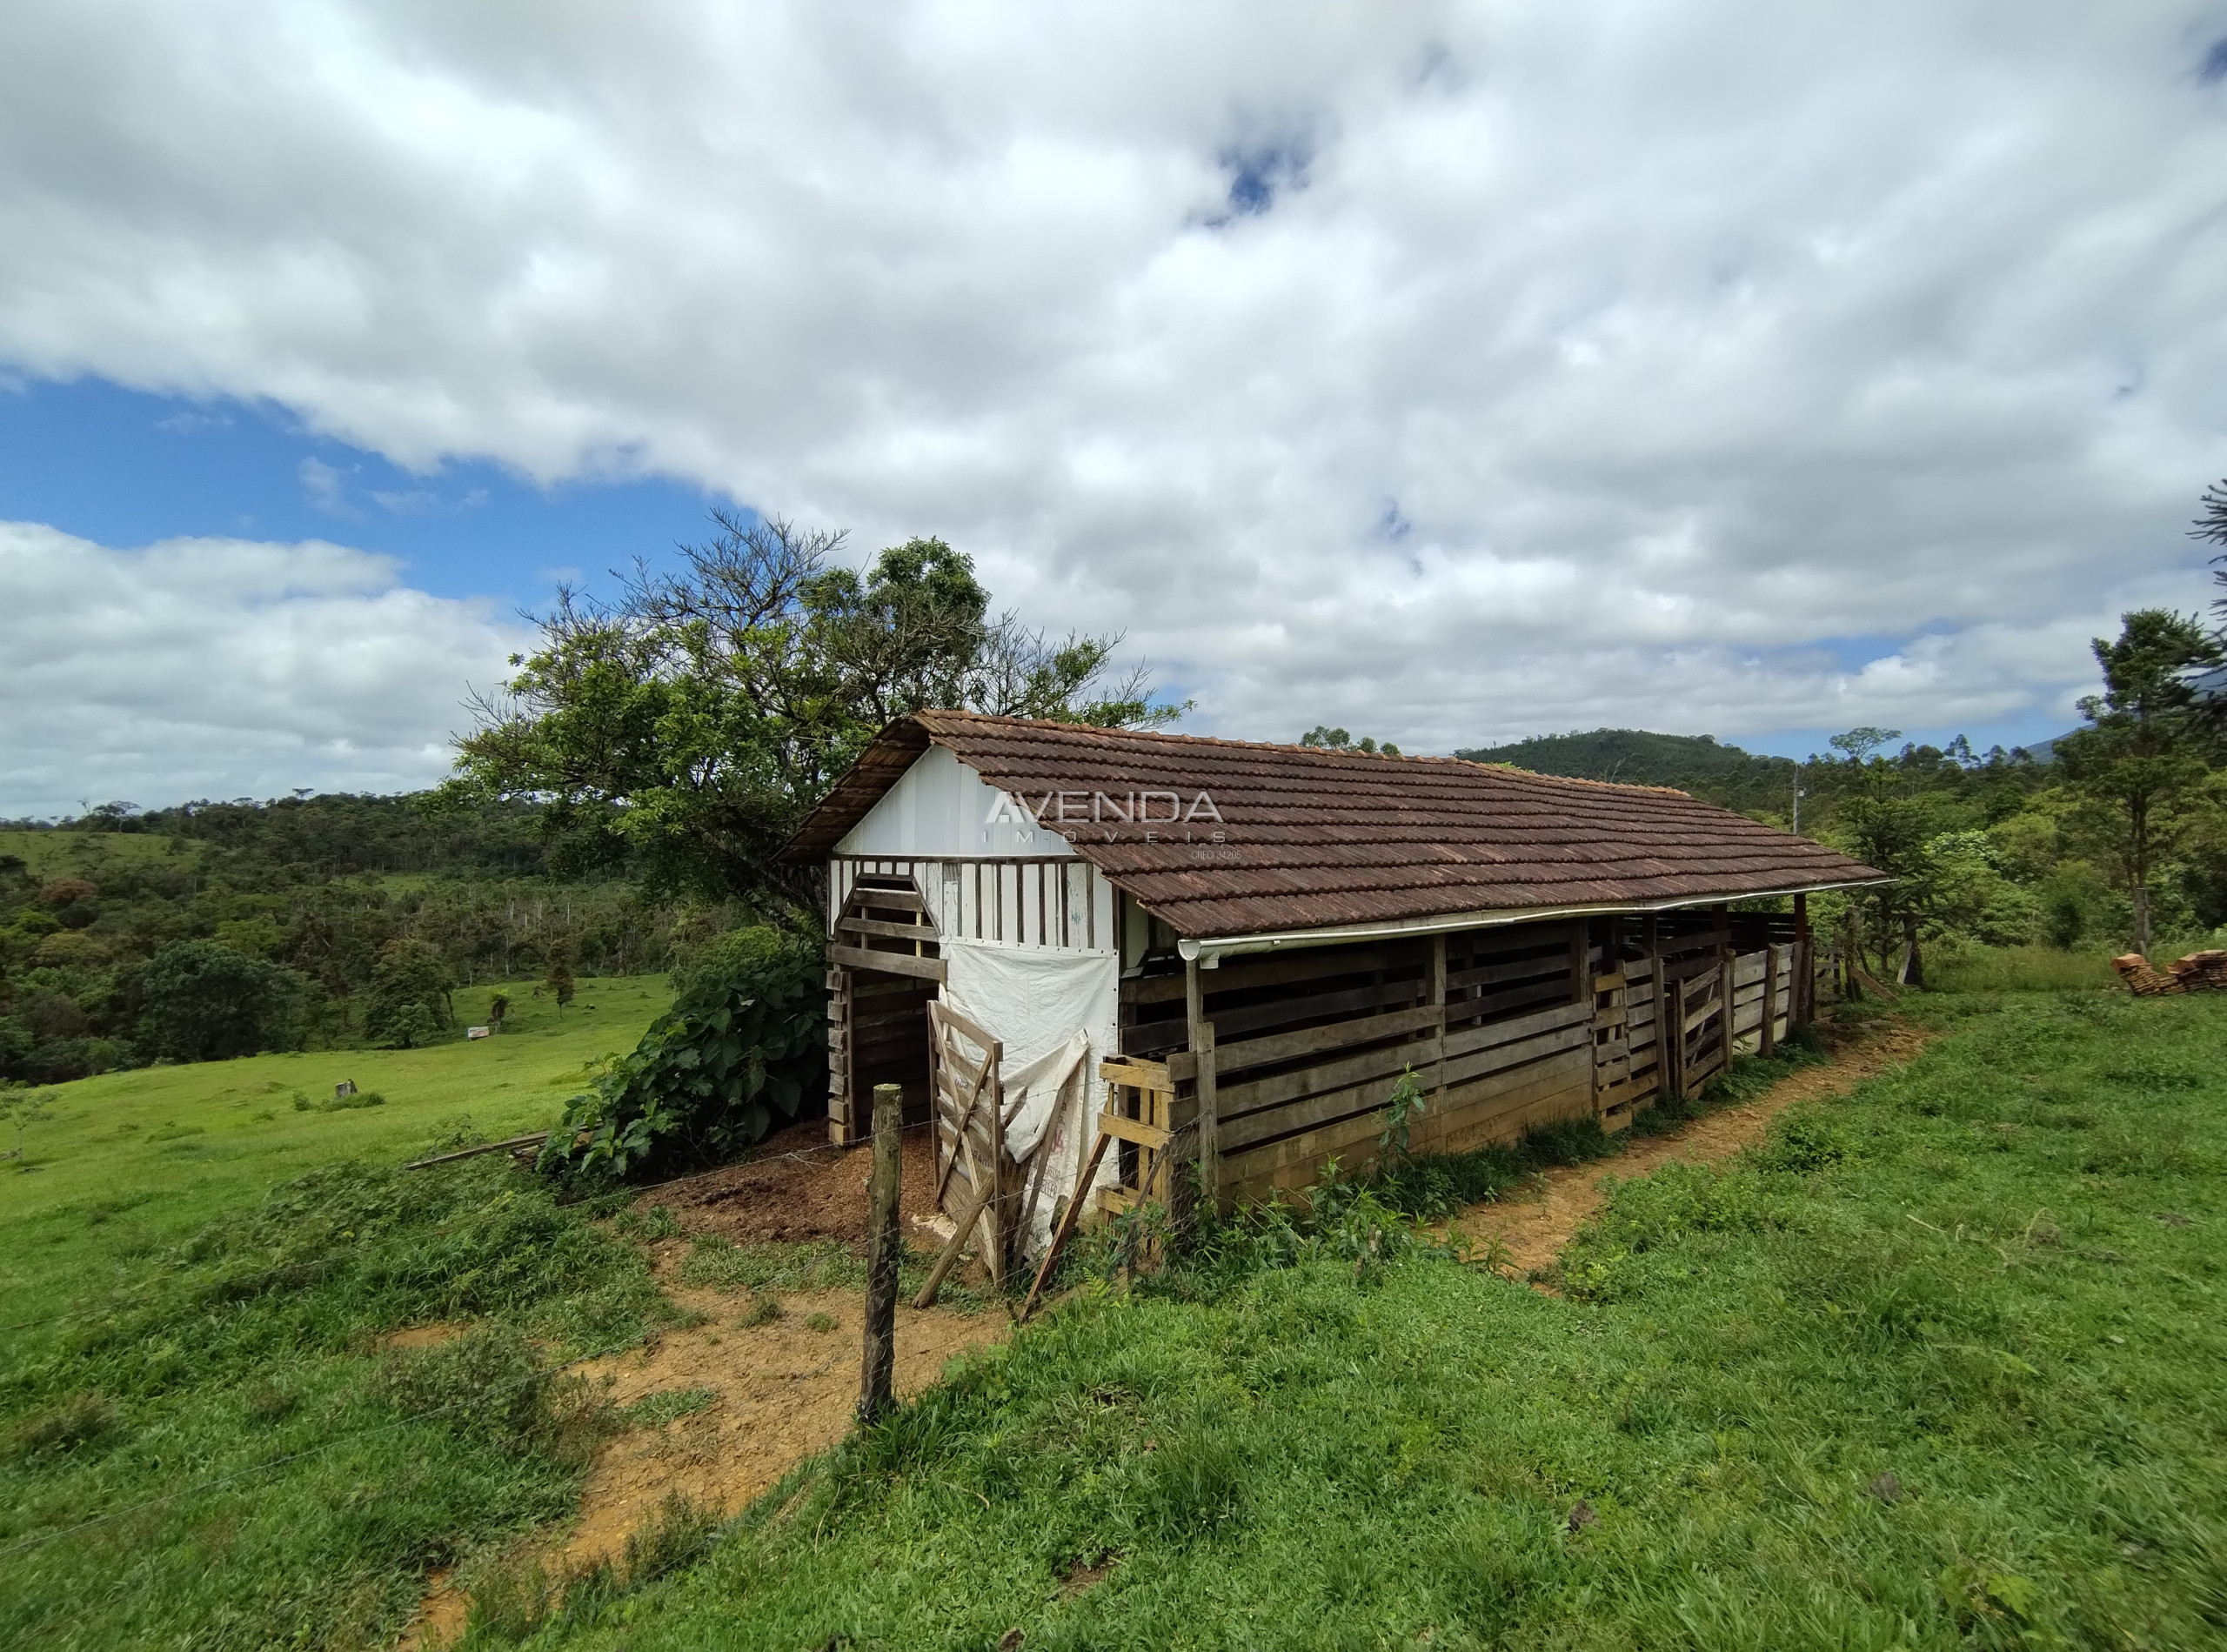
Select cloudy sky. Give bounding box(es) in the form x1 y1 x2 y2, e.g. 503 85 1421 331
3 2 2226 817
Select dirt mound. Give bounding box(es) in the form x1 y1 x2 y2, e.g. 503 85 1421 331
643 1120 949 1247
1450 1019 1931 1284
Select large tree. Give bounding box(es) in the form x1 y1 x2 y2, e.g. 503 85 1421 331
138 940 309 1063
446 512 1182 917
1824 726 1939 982
2194 477 2227 569
2055 609 2223 958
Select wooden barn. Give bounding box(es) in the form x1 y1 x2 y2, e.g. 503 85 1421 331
779 712 1887 1276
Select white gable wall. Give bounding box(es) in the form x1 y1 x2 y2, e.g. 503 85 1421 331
834 745 1074 859
828 744 1115 953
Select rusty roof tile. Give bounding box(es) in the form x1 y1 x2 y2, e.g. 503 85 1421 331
782 712 1887 938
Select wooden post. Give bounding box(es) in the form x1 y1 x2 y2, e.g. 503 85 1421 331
1185 956 1220 1216
1759 944 1778 1057
1715 906 1734 1073
1793 892 1812 1023
1428 933 1448 1101
1649 917 1673 1101
857 1082 902 1426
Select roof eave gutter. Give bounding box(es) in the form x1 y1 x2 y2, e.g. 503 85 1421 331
1174 878 1891 965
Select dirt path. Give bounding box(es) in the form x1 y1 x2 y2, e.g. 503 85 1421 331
405 1130 1011 1649
557 1284 1006 1568
1449 1020 1931 1283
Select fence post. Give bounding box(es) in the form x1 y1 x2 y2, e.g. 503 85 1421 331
1792 892 1812 1023
1760 944 1779 1057
858 1082 902 1426
1186 956 1220 1216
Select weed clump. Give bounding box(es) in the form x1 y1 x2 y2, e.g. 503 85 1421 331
1138 1428 1248 1542
625 1386 716 1428
291 1089 386 1112
5 1393 117 1461
375 1323 616 1466
1756 1109 1845 1174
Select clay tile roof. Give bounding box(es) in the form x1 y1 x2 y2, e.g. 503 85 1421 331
783 712 1888 940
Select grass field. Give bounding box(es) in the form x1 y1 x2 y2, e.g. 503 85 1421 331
490 989 2227 1651
0 828 200 875
0 975 668 1347
8 979 2227 1649
0 974 683 1652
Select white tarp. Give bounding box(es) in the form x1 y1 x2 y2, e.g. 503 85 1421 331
938 936 1120 1255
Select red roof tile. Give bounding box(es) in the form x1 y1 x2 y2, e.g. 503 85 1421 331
784 712 1887 939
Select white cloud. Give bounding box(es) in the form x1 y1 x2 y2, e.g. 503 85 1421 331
2 0 2226 771
296 455 352 515
0 520 527 817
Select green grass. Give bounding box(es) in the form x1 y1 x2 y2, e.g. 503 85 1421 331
0 828 199 876
1926 943 2122 994
485 991 2227 1651
0 974 669 1349
0 1155 677 1650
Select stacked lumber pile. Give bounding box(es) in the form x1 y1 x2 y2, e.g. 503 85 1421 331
2169 949 2227 990
2113 950 2227 995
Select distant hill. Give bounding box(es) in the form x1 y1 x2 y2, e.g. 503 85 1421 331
1455 728 1794 786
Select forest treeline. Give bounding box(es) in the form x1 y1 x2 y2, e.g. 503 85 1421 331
12 491 2227 1087
1465 610 2227 981
0 793 743 1085
1 518 1180 1091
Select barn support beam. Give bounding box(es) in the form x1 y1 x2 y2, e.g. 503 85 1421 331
1185 955 1220 1214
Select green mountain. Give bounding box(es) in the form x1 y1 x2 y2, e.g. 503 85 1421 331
1453 729 1797 814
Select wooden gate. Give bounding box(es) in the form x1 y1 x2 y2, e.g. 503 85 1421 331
1590 965 1658 1130
1665 957 1730 1099
1096 1056 1180 1216
926 1000 1012 1286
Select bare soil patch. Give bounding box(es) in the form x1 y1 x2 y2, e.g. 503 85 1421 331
1450 1020 1931 1284
407 1127 1002 1648
640 1119 950 1247
561 1282 1005 1569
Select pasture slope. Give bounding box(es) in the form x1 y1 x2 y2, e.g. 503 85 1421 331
506 992 2227 1651
0 975 666 1343
4 984 2224 1650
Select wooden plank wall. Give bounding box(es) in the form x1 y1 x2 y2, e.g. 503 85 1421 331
830 854 1114 951
1124 909 1831 1211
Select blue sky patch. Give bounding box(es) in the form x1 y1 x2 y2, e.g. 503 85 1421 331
0 377 730 609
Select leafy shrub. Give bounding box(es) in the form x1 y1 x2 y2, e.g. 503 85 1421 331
538 927 826 1185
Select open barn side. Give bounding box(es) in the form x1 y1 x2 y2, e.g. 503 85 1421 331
1123 909 1828 1210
